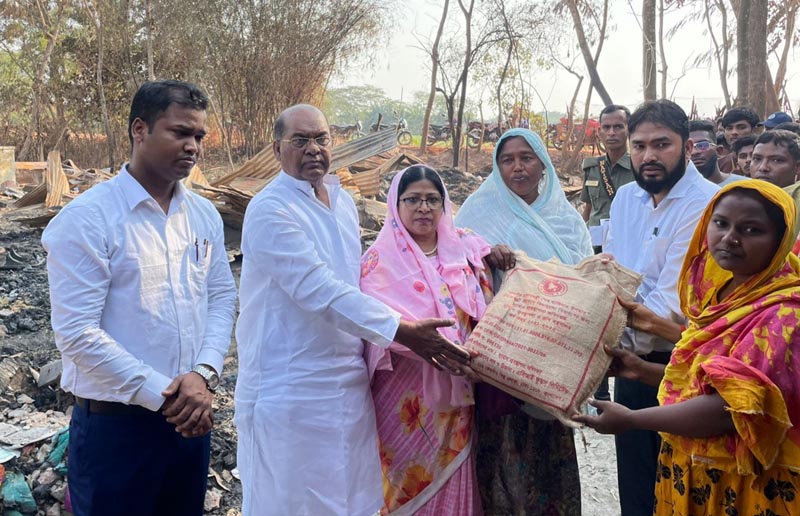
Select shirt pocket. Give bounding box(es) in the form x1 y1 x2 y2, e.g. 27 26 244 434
186 241 211 297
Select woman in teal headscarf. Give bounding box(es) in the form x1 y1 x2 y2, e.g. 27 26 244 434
456 128 590 515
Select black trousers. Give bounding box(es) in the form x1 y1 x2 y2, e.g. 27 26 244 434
614 351 672 516
68 400 211 516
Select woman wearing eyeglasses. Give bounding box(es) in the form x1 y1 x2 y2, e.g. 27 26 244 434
360 165 514 515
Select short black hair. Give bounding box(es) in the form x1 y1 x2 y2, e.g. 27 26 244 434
754 129 800 162
731 134 757 153
773 122 800 135
397 165 446 211
629 100 689 143
689 119 716 139
128 80 207 146
599 104 631 124
720 107 760 129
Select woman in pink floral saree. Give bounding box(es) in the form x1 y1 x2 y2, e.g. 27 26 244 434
360 165 502 515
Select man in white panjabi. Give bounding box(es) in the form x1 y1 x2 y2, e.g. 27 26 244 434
234 105 472 516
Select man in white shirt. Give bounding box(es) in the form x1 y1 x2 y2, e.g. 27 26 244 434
234 104 472 516
603 100 718 516
42 80 236 516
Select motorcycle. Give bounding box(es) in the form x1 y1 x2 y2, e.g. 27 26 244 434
330 121 364 141
370 116 413 145
426 123 452 145
466 121 504 148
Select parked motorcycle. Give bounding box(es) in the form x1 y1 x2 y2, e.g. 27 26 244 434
370 116 413 145
330 121 364 141
426 123 452 145
466 121 504 148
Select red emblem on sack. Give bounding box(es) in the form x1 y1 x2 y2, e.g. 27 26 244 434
538 278 568 296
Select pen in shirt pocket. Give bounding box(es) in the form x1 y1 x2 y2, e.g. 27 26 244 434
203 238 209 258
194 238 199 262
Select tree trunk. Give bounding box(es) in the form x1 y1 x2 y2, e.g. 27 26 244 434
735 0 750 105
658 0 668 99
452 0 475 169
770 1 798 111
740 0 767 115
84 0 116 169
643 0 657 101
497 38 514 129
420 0 449 154
144 0 155 80
19 3 65 160
707 0 732 108
565 0 612 106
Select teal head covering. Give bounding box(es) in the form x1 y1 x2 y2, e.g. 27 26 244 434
455 128 592 264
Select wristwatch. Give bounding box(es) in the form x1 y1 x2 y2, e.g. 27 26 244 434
192 364 219 393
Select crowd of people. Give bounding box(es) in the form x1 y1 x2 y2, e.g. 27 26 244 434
41 79 799 516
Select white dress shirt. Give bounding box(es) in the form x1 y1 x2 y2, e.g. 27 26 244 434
234 171 400 516
605 162 719 353
42 166 236 411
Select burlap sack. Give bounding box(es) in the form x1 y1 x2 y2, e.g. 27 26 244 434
467 253 641 426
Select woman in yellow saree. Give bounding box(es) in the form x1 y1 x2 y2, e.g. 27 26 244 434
575 180 800 515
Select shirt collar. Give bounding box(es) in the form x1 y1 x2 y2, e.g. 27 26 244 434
632 161 703 202
118 164 187 212
614 153 632 170
276 170 341 195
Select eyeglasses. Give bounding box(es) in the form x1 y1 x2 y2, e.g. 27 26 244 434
279 136 332 149
399 196 443 209
693 140 714 151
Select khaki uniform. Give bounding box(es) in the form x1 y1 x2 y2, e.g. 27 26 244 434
580 153 635 228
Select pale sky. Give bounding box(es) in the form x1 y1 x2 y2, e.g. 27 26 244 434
332 0 800 118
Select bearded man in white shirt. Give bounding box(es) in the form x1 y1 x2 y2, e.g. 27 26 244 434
42 80 236 516
234 104 474 516
602 100 719 516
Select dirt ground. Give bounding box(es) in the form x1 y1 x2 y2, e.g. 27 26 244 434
0 145 620 515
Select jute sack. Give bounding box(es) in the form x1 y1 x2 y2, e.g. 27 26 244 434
467 253 641 426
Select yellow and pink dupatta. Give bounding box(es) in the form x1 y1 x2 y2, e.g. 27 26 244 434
659 180 800 474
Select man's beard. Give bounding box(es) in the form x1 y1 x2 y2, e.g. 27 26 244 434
633 158 687 194
696 154 718 179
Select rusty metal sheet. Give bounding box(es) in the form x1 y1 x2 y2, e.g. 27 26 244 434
211 129 398 188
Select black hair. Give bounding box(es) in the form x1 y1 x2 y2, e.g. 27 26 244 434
397 165 446 211
731 134 757 153
720 107 760 129
773 122 800 135
689 119 716 139
628 100 689 144
599 104 631 123
128 80 208 146
754 129 800 161
715 188 787 245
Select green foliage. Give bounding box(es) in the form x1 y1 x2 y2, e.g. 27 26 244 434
322 87 462 133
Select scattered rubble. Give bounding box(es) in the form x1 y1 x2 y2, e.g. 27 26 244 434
0 141 592 514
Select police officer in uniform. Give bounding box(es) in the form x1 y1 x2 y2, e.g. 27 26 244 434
580 104 634 402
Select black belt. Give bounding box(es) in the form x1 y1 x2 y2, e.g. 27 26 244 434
642 350 672 365
74 396 157 416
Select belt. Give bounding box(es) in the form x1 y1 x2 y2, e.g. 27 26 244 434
74 396 157 416
642 350 673 365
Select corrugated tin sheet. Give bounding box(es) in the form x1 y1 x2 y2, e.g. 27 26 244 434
211 129 398 187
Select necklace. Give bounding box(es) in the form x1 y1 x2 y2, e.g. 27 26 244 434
423 244 438 257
